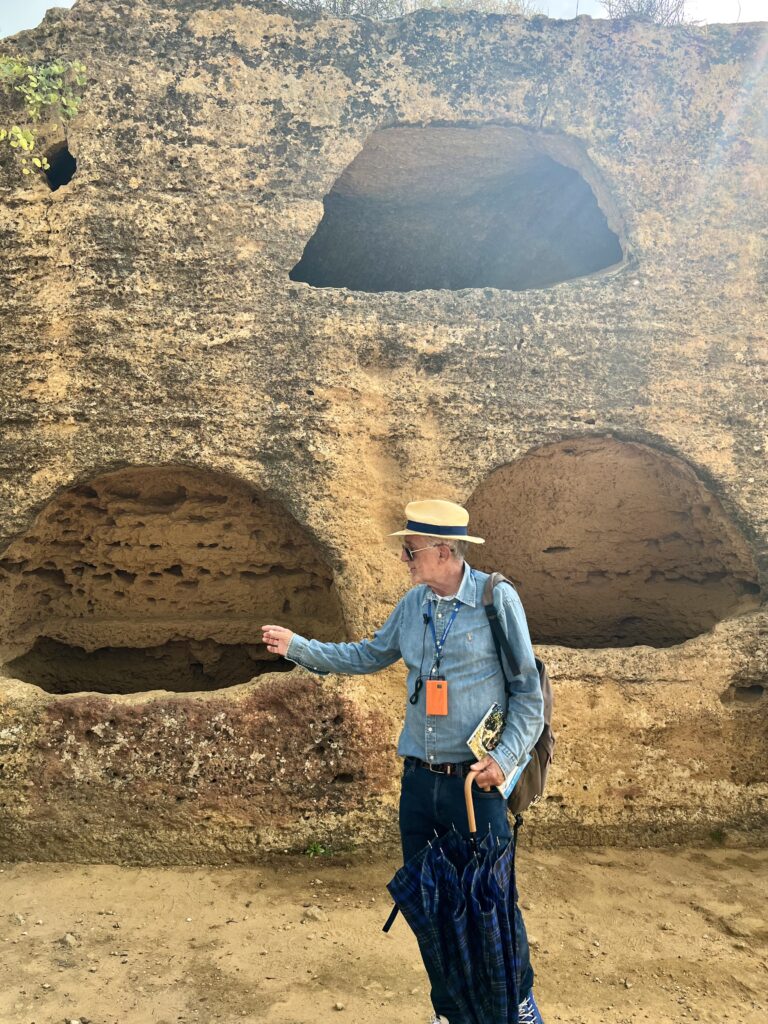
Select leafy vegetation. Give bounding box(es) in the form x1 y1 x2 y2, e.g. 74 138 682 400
285 0 541 18
305 840 333 857
600 0 688 24
288 0 692 23
285 0 694 23
0 55 87 178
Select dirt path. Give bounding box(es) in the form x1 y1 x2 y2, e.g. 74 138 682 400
1 845 766 1024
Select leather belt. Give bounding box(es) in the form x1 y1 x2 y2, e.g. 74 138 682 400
407 756 475 778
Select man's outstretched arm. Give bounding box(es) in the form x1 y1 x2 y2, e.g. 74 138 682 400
262 602 403 676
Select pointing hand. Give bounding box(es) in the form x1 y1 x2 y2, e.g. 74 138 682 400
261 625 294 658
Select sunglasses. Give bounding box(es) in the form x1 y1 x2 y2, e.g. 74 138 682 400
402 543 440 561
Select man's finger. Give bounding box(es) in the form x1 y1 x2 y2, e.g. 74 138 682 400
469 768 493 792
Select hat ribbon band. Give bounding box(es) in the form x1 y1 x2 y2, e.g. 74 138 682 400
405 520 468 536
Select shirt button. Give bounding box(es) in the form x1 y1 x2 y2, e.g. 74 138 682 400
429 754 434 760
427 727 433 733
437 613 443 618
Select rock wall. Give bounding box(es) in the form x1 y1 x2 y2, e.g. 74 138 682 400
467 437 761 647
0 0 766 862
0 465 346 693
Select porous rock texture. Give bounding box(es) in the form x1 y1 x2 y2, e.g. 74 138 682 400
0 464 346 692
0 0 766 862
468 437 761 648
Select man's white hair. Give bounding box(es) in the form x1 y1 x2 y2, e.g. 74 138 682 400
432 538 468 561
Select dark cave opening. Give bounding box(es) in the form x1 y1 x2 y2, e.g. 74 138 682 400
290 125 625 293
7 637 293 695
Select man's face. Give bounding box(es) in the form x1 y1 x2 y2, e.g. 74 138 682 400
400 535 441 586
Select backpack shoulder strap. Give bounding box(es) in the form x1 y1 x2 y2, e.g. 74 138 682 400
483 572 552 723
482 572 518 696
482 571 516 608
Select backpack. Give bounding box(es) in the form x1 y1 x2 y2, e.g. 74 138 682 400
482 572 555 815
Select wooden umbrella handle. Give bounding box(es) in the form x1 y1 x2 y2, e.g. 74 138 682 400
464 772 478 836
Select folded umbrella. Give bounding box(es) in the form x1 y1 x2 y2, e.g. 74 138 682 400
385 774 522 1024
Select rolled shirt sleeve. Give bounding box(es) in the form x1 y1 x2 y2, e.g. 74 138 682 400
486 584 545 779
286 601 404 676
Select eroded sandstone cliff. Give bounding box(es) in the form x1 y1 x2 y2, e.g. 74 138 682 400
0 0 766 861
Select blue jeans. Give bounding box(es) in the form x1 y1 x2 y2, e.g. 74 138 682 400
398 759 534 1024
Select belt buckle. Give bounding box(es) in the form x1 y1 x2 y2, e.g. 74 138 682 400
428 761 448 775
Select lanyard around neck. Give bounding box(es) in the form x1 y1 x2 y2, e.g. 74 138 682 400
427 599 461 673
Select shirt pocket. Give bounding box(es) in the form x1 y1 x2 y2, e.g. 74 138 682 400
462 620 504 683
462 619 492 648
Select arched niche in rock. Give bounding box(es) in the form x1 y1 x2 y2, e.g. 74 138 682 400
466 438 761 648
290 124 625 293
0 466 346 694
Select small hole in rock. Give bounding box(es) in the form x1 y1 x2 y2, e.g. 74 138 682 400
44 141 77 191
734 684 765 703
720 683 765 705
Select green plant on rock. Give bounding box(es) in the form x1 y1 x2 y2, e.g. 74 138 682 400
305 840 330 857
0 55 87 179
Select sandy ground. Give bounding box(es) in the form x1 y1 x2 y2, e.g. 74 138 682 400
1 844 766 1024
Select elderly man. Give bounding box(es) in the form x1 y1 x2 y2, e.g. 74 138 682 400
262 499 545 1024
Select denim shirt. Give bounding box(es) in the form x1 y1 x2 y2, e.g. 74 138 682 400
286 563 544 779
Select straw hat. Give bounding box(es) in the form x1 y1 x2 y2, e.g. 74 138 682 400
390 499 485 544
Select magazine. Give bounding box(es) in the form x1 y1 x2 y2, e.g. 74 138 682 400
466 702 532 799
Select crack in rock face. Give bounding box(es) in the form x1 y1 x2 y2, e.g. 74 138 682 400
467 438 761 648
0 466 345 694
290 125 625 293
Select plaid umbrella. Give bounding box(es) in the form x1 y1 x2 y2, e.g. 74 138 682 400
385 775 522 1024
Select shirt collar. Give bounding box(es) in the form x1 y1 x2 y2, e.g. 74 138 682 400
420 562 477 608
